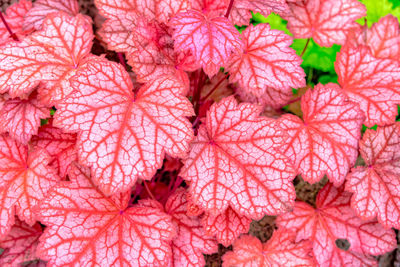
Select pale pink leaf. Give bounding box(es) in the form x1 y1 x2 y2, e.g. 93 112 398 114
345 123 400 228
277 183 397 266
202 207 252 247
170 10 243 77
0 12 93 101
222 230 314 267
165 188 218 267
283 0 366 47
0 218 42 267
31 121 77 178
336 44 400 126
180 96 296 219
36 163 175 266
227 23 305 107
0 93 49 144
278 83 364 185
54 59 194 195
23 0 79 30
0 135 60 238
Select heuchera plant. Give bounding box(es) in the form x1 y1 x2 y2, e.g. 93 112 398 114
0 0 399 266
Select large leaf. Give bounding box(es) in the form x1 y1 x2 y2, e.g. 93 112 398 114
336 44 400 126
227 23 305 107
222 229 314 267
54 59 194 195
36 163 175 266
346 123 400 229
0 135 60 238
170 10 243 77
283 0 366 47
278 83 364 185
277 183 397 266
0 12 93 102
165 188 218 267
180 96 296 219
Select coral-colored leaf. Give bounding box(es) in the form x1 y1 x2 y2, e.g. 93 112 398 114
170 10 243 77
165 188 218 267
125 18 192 83
336 43 400 126
0 218 42 267
0 0 32 46
284 0 366 47
0 12 93 101
36 163 175 266
227 23 305 107
277 183 396 266
222 229 314 267
180 96 296 219
346 123 400 228
0 93 49 144
54 59 194 195
23 0 79 30
0 135 60 238
230 0 290 26
352 15 400 61
31 120 77 178
278 83 364 185
202 207 252 247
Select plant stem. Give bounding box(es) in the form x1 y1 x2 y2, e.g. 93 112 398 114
0 12 18 41
144 181 156 201
300 38 310 57
193 70 207 117
200 74 228 102
117 52 128 70
225 0 235 18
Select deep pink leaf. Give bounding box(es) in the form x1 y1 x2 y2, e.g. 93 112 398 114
277 183 397 266
36 163 175 266
278 83 364 185
180 96 296 219
170 10 243 77
0 135 60 238
54 59 194 195
227 23 305 107
346 123 400 228
222 229 314 267
165 188 218 267
0 0 32 46
283 0 366 47
202 207 252 247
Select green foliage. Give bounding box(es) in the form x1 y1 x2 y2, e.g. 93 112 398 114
358 0 400 25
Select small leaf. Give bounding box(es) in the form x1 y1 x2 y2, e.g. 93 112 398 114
0 0 32 46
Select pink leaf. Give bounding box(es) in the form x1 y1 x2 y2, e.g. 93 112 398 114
54 59 194 195
0 92 49 144
278 83 364 185
227 23 305 107
346 123 400 228
0 218 42 267
31 120 77 178
336 44 400 126
222 229 314 267
36 163 175 266
0 12 93 101
125 18 193 83
202 207 252 247
165 188 218 267
23 0 79 30
277 183 397 266
180 96 296 219
0 0 32 46
170 10 243 77
230 0 290 26
283 0 366 47
0 134 60 238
